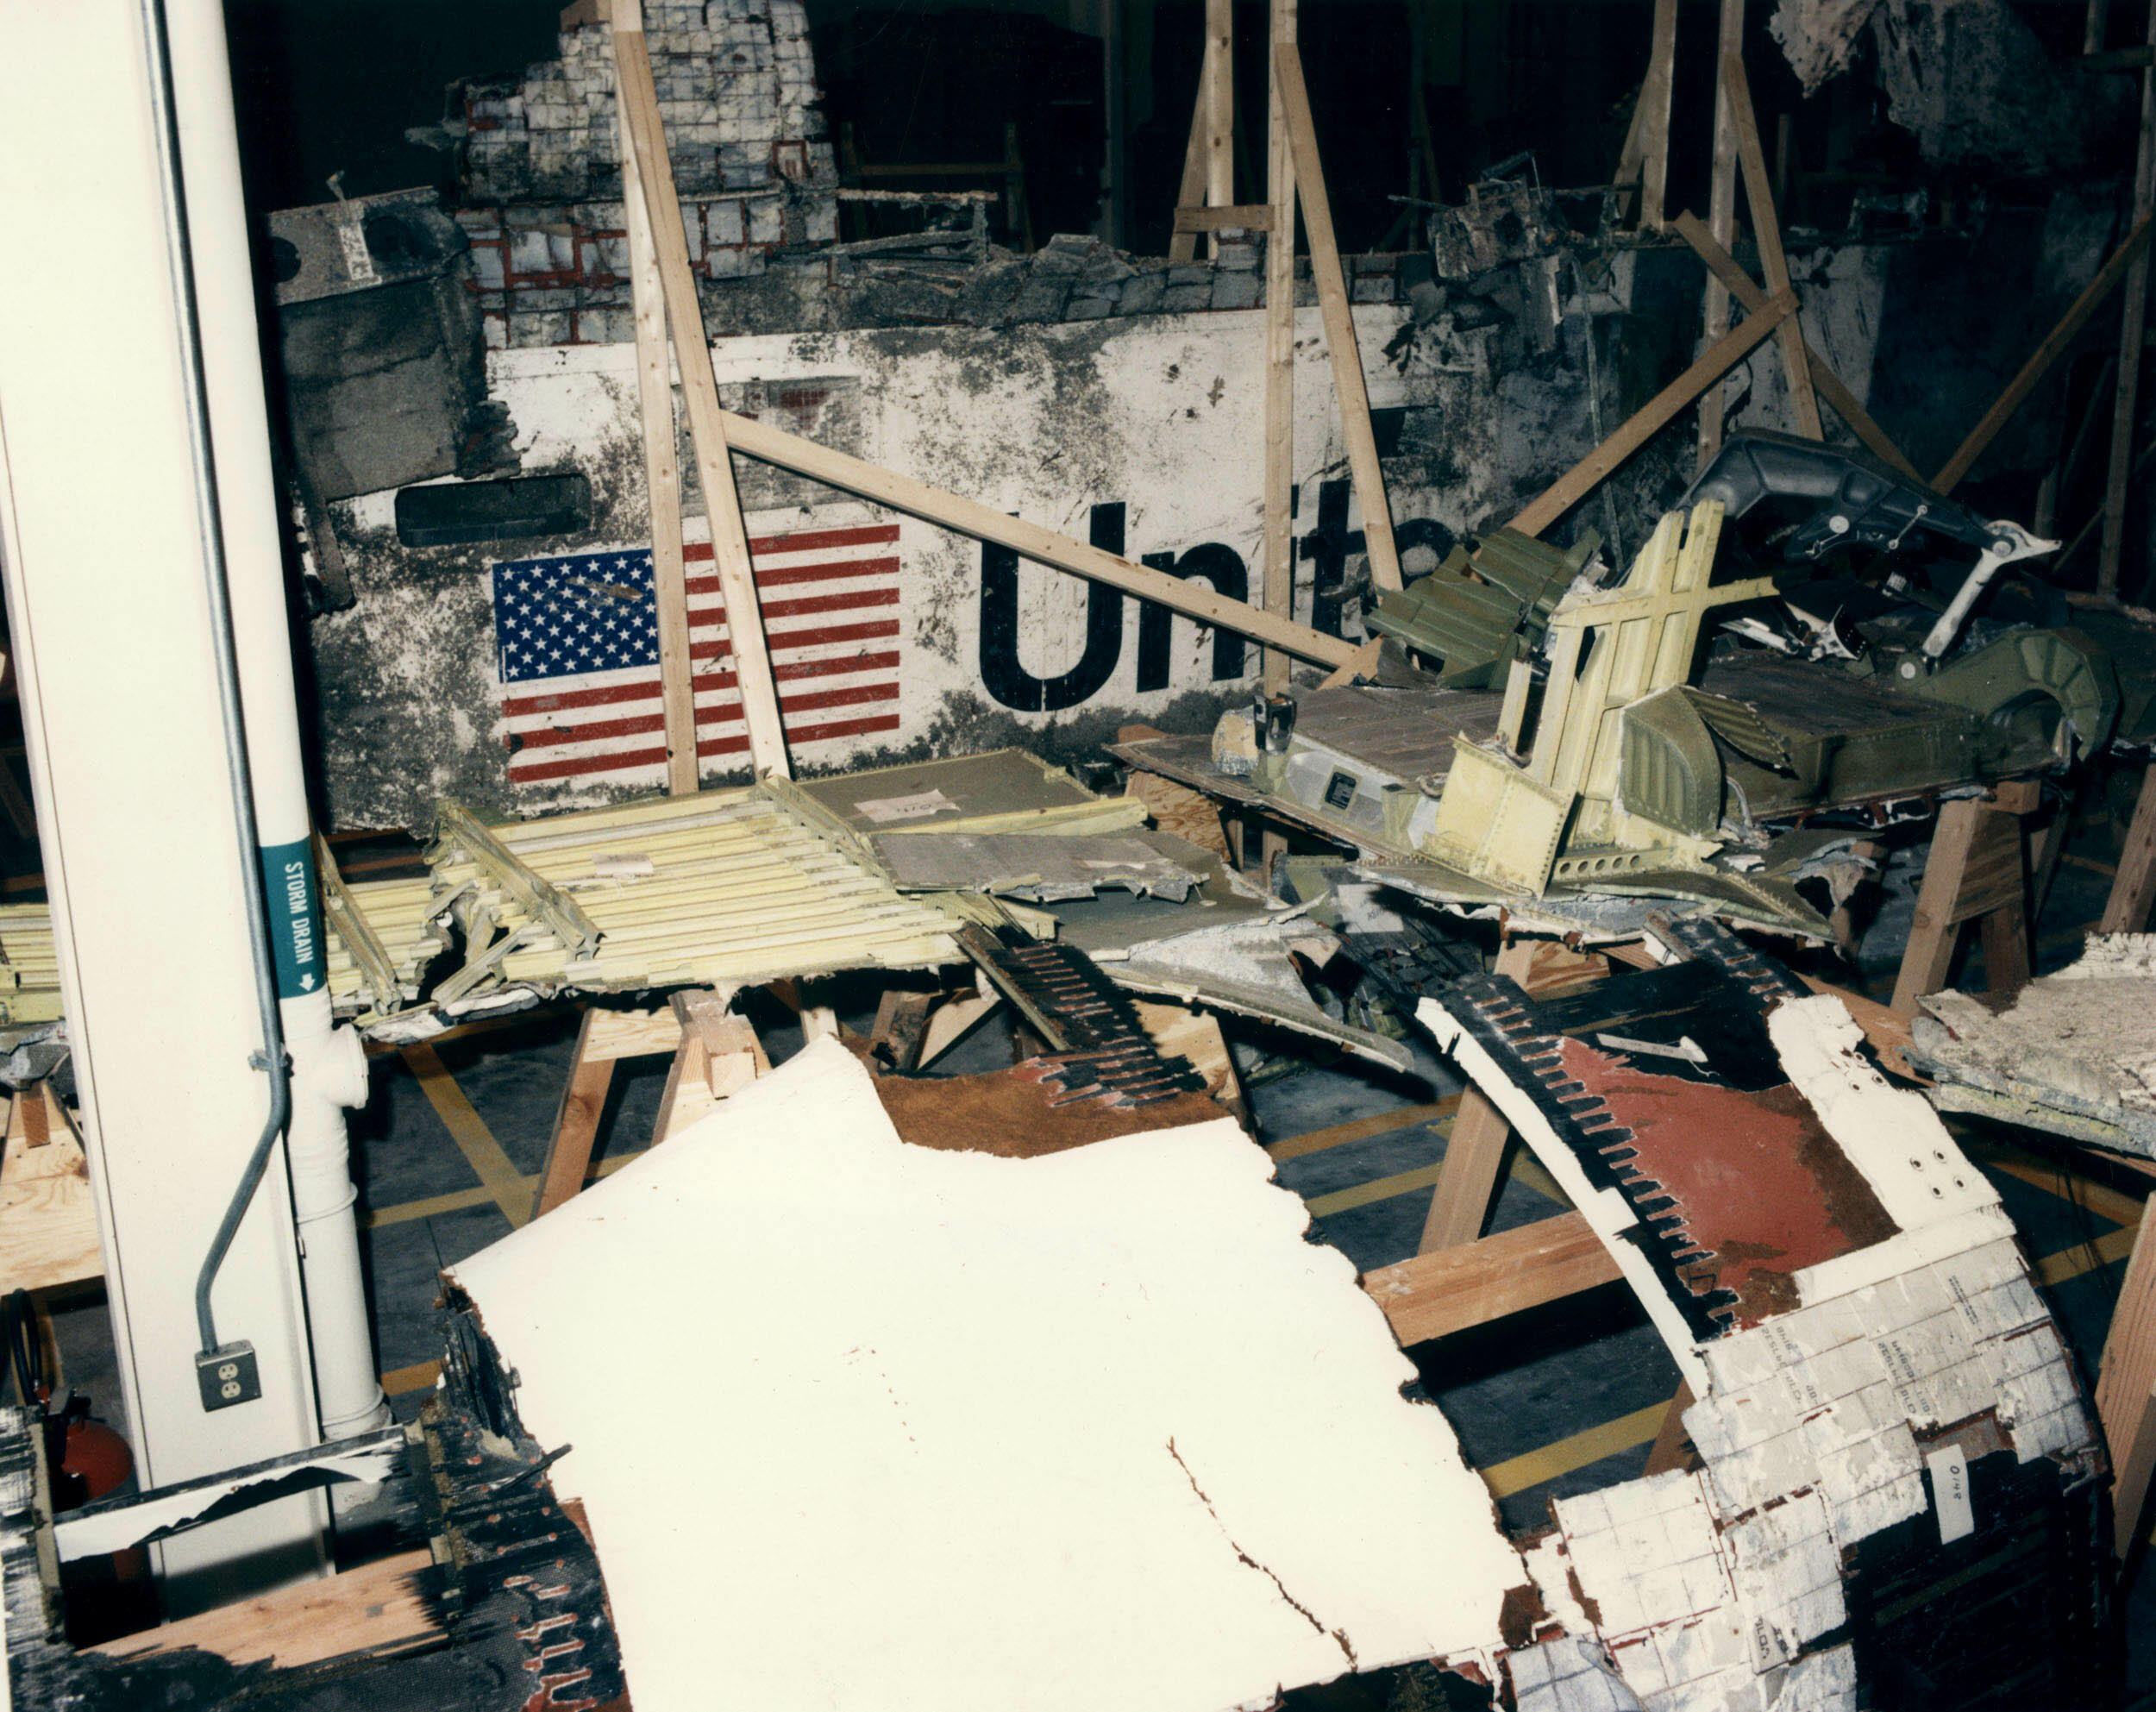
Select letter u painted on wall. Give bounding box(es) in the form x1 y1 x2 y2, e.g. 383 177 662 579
976 484 1453 713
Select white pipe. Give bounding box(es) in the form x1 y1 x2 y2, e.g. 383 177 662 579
286 1019 385 1438
164 0 386 1440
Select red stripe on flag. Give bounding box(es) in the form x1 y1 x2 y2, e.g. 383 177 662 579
511 707 906 781
513 680 899 751
511 709 666 750
685 587 897 632
692 610 902 661
683 555 898 596
694 650 899 693
501 678 660 719
770 618 899 649
693 711 904 756
764 587 899 620
682 524 899 561
510 743 671 783
787 712 906 746
690 682 899 730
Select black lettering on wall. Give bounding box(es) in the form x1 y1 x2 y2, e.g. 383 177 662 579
1394 516 1457 575
1297 479 1364 638
978 503 1127 712
1134 543 1249 693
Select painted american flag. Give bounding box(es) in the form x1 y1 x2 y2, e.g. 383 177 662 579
492 522 904 787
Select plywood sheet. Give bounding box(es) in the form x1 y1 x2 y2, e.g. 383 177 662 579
450 1038 1517 1711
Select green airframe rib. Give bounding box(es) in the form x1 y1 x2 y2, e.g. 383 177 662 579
1366 526 1600 688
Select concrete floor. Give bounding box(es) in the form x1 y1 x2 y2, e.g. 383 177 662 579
32 775 2156 1698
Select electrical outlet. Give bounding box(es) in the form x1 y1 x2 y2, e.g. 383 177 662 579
196 1343 260 1411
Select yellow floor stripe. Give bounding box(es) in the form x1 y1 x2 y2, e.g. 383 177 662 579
1305 1162 1448 1219
1265 1099 1458 1163
1979 1151 2146 1228
360 1182 503 1229
2034 1223 2140 1287
380 1360 442 1397
400 1043 533 1229
1479 1401 1670 1499
362 1147 649 1230
1507 1148 1571 1208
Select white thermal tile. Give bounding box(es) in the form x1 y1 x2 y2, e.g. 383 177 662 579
1827 1463 1927 1544
1799 1338 1888 1402
450 1039 1518 1712
1702 1330 1786 1395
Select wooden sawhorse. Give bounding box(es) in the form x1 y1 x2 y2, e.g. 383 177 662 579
526 976 1017 1223
1890 781 2047 1016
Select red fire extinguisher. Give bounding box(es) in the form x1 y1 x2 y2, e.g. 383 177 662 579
3 1289 135 1552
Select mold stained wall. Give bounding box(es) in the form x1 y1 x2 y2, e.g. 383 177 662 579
311 301 1488 826
307 247 1911 830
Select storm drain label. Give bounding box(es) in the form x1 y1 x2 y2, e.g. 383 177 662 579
259 839 323 1000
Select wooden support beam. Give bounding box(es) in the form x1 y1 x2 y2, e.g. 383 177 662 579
1420 1102 1510 1245
1638 0 1677 228
530 1007 619 1222
2100 0 2156 598
612 10 792 779
1263 0 1298 690
1363 1210 1621 1345
1317 637 1384 688
2103 760 2156 932
1695 0 1746 468
1507 289 1797 539
1613 81 1649 207
1171 204 1275 232
868 988 937 1071
615 30 698 796
1418 936 1540 1251
711 398 1359 667
1674 214 1921 479
1890 793 2034 1015
1721 52 1824 441
1932 213 2154 495
1204 0 1234 259
916 988 1002 1068
1167 42 1213 267
2099 1195 2156 1555
1274 42 1403 594
1136 1000 1250 1127
654 988 766 1141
